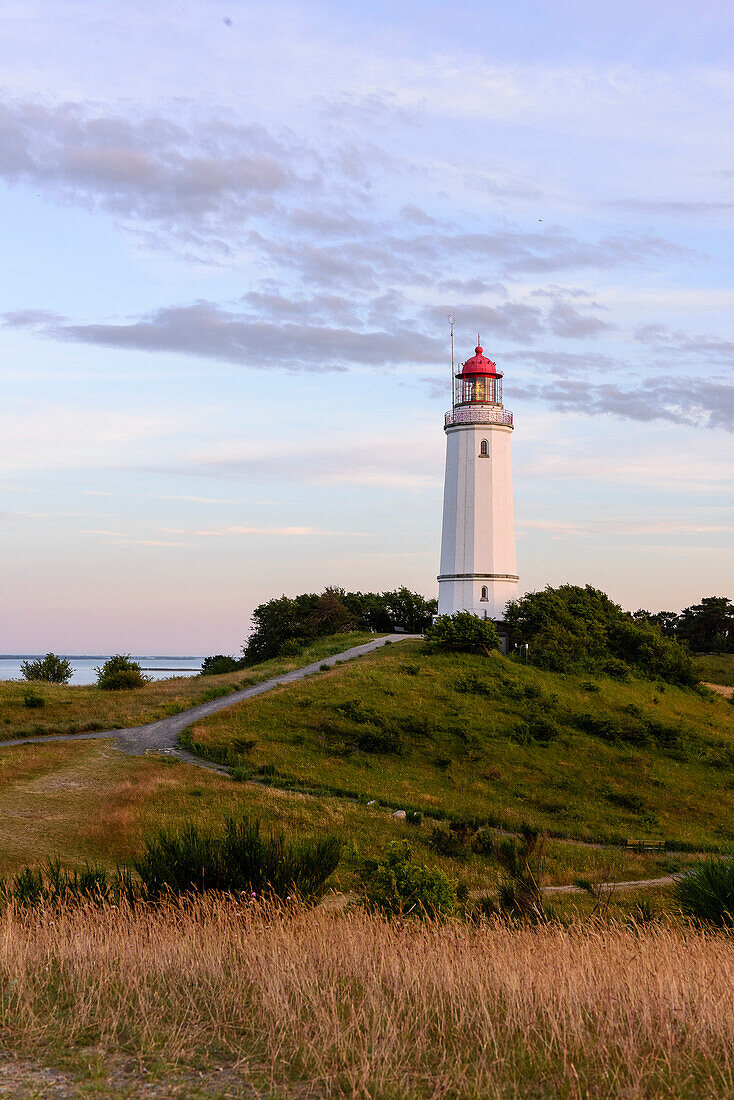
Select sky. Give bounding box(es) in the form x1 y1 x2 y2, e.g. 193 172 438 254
2 0 733 653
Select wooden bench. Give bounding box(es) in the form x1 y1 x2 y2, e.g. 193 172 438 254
626 838 666 852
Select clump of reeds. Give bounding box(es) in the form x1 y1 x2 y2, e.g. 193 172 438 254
1 899 733 1098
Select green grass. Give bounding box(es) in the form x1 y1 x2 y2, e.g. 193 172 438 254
694 652 734 687
0 737 689 893
0 632 380 741
188 640 734 851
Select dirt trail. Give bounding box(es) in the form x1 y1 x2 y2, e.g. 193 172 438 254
704 681 734 699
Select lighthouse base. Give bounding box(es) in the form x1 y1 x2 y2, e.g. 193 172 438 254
437 573 519 623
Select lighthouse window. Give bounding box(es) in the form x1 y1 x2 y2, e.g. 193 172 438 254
479 439 489 456
480 586 489 601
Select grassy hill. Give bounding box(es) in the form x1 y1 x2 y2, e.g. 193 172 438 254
3 635 734 909
186 639 734 852
0 633 378 741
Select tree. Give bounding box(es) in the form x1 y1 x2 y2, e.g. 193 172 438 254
677 597 734 653
20 653 73 684
424 611 500 655
200 655 245 676
504 584 697 686
243 586 438 664
95 655 149 690
381 587 437 633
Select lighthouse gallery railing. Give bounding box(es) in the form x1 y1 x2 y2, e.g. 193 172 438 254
445 406 513 428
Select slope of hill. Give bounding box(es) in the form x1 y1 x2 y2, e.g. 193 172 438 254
186 640 734 851
0 633 379 740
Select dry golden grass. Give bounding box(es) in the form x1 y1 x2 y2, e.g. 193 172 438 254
1 899 733 1098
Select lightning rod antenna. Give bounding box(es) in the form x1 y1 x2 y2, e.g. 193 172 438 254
448 312 455 410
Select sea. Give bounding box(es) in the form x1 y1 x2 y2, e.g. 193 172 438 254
0 656 203 686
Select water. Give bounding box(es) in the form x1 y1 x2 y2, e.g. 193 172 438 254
0 656 203 686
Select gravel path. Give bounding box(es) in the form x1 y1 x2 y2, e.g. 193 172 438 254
544 875 677 895
0 635 416 757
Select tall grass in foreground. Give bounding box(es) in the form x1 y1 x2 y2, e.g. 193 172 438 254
1 901 734 1097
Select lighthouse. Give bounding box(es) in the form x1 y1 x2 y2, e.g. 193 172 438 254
437 342 518 622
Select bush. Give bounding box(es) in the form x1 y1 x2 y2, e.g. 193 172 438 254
429 826 466 859
510 713 560 745
504 584 697 686
200 654 245 676
356 728 404 755
360 840 457 919
494 825 548 923
134 817 342 901
674 857 734 926
424 612 500 655
95 654 149 691
21 690 45 709
2 858 119 908
20 653 73 684
197 684 236 703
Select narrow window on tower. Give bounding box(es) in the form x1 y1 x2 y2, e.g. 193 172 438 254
479 439 489 457
481 586 489 601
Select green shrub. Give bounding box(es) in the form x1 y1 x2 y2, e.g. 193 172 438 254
4 858 115 908
360 840 457 918
133 816 341 901
231 765 253 782
197 684 235 703
505 584 697 686
200 655 245 676
429 826 466 859
334 700 378 724
20 653 73 684
510 712 560 745
95 655 149 691
424 611 500 655
455 672 496 697
356 728 403 755
21 690 45 709
494 825 548 923
674 856 734 926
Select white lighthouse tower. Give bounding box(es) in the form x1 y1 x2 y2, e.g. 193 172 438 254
437 341 518 622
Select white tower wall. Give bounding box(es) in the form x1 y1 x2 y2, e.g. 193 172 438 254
438 420 518 621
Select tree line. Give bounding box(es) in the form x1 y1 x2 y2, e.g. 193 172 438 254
202 586 438 672
632 596 734 653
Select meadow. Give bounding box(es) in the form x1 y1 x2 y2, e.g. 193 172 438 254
0 633 378 740
2 636 734 1096
1 899 733 1099
0 738 684 893
187 640 734 851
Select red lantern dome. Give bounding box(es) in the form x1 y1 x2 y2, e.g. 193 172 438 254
458 345 501 378
454 344 503 407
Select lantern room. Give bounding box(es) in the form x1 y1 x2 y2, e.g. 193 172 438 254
454 345 503 407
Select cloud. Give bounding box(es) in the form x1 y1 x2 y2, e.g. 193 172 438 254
613 199 734 216
545 301 611 339
194 525 354 537
4 301 445 371
502 349 619 375
0 100 305 235
635 324 734 364
522 376 734 431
